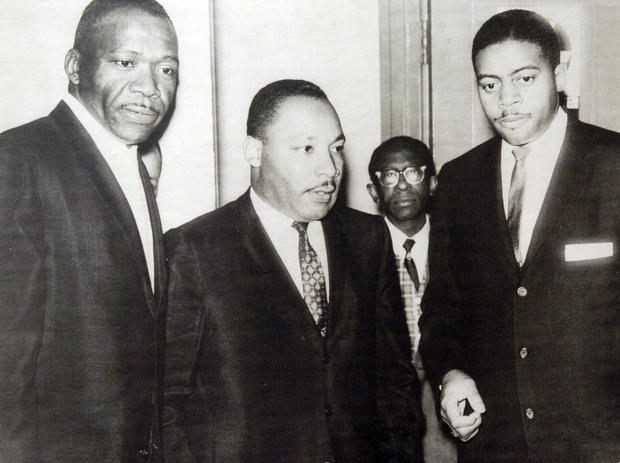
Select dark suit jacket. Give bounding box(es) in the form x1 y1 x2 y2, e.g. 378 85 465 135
419 115 620 463
0 102 165 462
163 191 423 462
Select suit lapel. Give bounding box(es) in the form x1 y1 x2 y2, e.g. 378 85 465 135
235 192 325 341
50 102 156 314
523 118 588 270
321 211 347 343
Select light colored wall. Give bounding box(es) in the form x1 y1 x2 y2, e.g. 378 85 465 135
213 0 382 214
0 0 216 231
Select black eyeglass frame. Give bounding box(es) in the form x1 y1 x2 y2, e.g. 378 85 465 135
374 165 428 188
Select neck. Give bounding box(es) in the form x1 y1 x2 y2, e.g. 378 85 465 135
388 214 426 237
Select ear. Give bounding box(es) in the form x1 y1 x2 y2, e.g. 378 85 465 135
554 62 567 94
243 136 263 168
366 183 380 204
429 175 438 196
65 49 81 86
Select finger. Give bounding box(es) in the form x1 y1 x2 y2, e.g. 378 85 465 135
468 391 486 414
448 411 481 429
453 413 482 436
441 397 462 427
460 427 480 442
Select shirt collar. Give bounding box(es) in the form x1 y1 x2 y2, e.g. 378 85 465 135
501 107 568 160
64 93 136 159
384 215 429 257
250 187 304 231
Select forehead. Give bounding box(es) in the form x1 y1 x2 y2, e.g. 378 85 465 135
374 148 429 170
475 39 549 75
265 96 342 140
91 8 178 55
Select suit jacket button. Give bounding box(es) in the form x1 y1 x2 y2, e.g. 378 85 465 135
525 408 534 420
324 405 335 416
520 347 528 358
323 352 330 363
138 449 149 457
517 286 528 297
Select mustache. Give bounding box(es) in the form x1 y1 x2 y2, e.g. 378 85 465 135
308 179 337 193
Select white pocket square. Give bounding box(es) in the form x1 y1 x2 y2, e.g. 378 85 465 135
564 242 614 262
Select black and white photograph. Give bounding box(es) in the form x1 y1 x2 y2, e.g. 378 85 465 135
0 1 618 462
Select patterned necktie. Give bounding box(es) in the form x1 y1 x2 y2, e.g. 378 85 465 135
292 221 328 336
403 238 420 291
506 146 531 266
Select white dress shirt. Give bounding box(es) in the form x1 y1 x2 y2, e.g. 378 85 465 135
385 215 429 283
385 215 429 368
64 94 155 289
250 188 330 299
501 108 568 259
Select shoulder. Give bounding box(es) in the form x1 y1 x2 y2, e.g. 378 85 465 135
328 205 386 235
164 196 245 251
166 199 241 240
439 136 500 179
574 120 620 154
326 205 389 255
0 115 56 158
0 115 58 206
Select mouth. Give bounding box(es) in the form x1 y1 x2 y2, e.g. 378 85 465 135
307 184 337 203
121 104 159 124
391 196 417 208
496 113 529 130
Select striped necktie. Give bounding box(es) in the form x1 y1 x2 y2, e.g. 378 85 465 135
506 146 531 266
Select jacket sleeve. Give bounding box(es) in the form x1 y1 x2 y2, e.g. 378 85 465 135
418 164 469 391
374 219 424 462
162 228 204 463
0 144 46 462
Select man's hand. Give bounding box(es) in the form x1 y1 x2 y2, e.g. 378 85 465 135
440 369 486 442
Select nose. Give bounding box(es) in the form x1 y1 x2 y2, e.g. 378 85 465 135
498 82 520 108
314 149 340 178
130 66 161 98
395 171 410 190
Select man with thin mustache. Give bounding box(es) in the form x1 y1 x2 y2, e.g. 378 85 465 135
419 9 620 462
163 79 423 462
0 0 178 461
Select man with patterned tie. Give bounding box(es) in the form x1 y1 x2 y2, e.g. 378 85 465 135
163 79 423 462
419 9 620 462
367 136 455 462
0 0 178 461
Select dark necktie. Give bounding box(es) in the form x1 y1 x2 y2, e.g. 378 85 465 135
506 146 531 266
137 152 165 296
403 238 420 291
292 221 328 336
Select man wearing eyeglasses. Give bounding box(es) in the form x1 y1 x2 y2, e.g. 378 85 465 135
367 136 454 462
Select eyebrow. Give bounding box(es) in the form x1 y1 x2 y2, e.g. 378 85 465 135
110 48 179 63
288 133 346 144
477 65 541 81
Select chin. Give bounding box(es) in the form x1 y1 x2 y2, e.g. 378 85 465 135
300 204 332 221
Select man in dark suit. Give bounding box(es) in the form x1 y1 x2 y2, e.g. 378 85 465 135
419 9 620 462
163 79 423 462
0 0 178 461
367 137 455 462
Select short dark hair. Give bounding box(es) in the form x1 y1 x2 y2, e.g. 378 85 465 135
74 0 173 57
368 136 435 187
472 9 560 70
247 79 329 141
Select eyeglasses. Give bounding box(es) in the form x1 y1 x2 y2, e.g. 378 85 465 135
374 165 427 188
